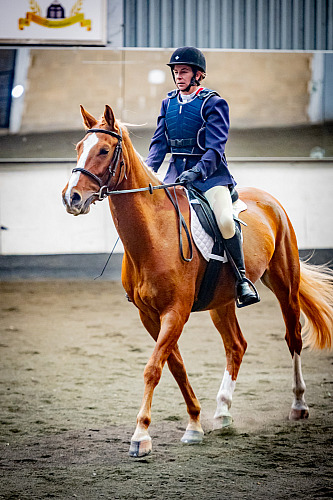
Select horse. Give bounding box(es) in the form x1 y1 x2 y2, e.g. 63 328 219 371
62 104 333 458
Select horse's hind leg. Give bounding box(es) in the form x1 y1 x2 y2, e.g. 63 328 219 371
261 243 309 420
290 352 309 420
210 303 247 429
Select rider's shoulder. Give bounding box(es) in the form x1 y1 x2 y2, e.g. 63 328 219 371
200 90 228 113
197 87 220 100
167 89 179 99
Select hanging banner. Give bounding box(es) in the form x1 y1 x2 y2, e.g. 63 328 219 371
0 0 109 45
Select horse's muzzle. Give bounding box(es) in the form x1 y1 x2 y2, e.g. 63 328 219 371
62 187 91 215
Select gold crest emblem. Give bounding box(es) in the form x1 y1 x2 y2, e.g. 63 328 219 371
19 1 91 30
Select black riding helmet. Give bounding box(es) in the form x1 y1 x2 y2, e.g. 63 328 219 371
167 46 206 72
167 47 206 90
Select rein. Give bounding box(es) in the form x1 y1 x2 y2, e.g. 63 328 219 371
72 127 193 263
108 182 193 262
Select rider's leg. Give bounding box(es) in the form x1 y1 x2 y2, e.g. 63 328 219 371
205 185 259 306
205 185 235 239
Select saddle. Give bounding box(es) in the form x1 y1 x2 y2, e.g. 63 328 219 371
187 186 240 312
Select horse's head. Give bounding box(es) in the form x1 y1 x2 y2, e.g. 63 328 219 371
62 105 125 215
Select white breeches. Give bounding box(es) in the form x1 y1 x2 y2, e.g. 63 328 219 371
205 185 235 239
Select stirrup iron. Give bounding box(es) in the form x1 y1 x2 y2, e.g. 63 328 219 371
236 277 260 309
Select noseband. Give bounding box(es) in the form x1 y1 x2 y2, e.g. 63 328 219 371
72 127 124 200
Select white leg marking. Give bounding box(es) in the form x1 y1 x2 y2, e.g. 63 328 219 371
129 424 152 457
214 369 236 419
291 353 308 411
65 133 98 204
131 425 151 443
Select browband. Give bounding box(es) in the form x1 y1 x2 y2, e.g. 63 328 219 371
86 128 122 140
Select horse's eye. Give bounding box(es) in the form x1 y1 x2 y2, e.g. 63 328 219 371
99 148 109 155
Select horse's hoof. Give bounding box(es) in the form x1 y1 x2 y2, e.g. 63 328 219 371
181 429 204 444
129 438 152 458
213 415 233 430
289 408 309 421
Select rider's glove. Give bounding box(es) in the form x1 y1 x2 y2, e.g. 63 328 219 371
177 167 201 187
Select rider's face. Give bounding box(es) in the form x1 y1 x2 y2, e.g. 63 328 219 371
173 65 195 92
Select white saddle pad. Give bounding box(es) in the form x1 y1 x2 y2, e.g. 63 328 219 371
189 198 247 262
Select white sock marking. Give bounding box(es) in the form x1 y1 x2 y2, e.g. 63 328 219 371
292 353 308 410
214 369 236 419
65 133 98 204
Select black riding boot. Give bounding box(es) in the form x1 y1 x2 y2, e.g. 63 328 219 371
224 227 260 307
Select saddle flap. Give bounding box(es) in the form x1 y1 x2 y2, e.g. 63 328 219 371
186 186 248 312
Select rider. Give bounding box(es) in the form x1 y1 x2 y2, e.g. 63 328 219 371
146 46 259 307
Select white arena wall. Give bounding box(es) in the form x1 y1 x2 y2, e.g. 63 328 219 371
0 159 332 256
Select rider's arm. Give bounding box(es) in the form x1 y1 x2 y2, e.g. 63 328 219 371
194 96 230 180
145 99 170 173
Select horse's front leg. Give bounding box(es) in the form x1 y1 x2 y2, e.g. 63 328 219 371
167 345 204 444
129 308 187 457
138 310 204 447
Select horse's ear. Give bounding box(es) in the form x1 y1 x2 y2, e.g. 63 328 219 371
80 105 98 129
104 105 116 130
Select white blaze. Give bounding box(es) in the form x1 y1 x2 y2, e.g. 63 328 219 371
65 133 98 204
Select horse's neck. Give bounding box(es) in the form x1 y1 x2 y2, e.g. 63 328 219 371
115 127 156 185
108 133 165 256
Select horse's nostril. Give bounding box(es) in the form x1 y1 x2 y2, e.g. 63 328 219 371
71 191 82 206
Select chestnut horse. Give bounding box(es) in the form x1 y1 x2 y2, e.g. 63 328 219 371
62 105 333 458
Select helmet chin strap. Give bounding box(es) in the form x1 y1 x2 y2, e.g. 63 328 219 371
171 67 202 93
183 75 200 92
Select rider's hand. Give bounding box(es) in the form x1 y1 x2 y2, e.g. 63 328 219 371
177 168 201 187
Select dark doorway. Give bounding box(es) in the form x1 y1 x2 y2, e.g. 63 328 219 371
0 49 16 129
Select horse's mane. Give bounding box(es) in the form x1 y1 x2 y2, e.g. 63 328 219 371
115 119 162 185
96 114 161 184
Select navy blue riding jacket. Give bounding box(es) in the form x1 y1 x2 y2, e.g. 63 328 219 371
146 87 236 191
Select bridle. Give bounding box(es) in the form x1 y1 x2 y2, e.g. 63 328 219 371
71 126 193 262
72 127 124 200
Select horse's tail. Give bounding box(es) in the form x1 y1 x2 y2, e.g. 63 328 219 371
299 261 333 350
